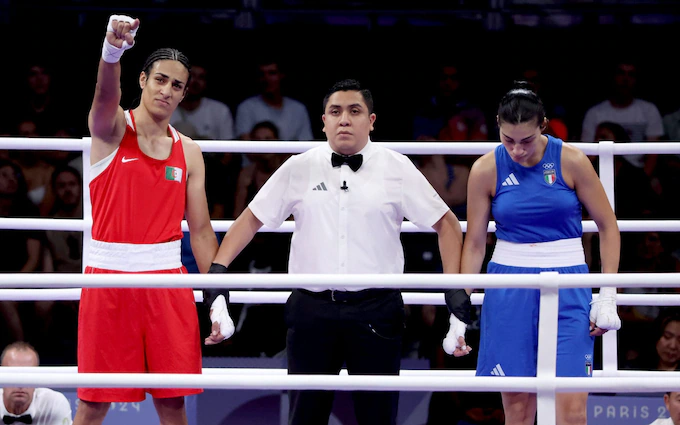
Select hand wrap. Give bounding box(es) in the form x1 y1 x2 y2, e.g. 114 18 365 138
102 14 138 63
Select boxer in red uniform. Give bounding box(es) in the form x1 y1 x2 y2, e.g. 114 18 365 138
74 14 234 425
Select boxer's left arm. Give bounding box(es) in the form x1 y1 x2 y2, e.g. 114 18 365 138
183 136 218 273
565 145 621 336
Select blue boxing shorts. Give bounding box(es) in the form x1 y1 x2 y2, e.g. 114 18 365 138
476 262 594 378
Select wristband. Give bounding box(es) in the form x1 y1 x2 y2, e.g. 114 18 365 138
204 263 230 307
445 289 472 325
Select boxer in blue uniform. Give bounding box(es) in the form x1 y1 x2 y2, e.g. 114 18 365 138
443 81 622 425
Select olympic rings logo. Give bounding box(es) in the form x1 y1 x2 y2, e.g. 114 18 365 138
543 163 555 169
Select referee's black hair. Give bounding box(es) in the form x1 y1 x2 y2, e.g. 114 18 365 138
323 79 374 114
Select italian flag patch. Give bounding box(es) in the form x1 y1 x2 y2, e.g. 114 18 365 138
165 166 183 183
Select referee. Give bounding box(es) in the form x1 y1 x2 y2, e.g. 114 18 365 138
208 79 463 425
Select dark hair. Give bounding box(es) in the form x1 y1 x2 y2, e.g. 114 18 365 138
0 158 28 196
497 80 545 126
50 165 82 192
141 48 191 86
25 61 52 77
0 341 39 365
654 309 680 342
250 121 280 139
322 79 374 114
595 121 631 142
255 53 281 69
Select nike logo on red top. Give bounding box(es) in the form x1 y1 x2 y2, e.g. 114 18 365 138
121 157 139 163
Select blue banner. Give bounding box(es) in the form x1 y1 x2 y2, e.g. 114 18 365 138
588 394 669 425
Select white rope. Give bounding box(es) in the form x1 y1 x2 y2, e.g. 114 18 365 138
2 289 679 305
0 372 677 393
1 272 679 289
3 217 680 233
1 137 678 155
0 137 85 151
4 367 677 378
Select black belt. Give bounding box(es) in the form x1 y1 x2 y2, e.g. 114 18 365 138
299 288 397 303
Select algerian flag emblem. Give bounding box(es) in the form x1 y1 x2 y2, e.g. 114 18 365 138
165 166 183 183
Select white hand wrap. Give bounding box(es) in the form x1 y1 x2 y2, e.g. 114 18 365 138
210 295 235 340
102 15 138 63
442 313 467 355
590 287 622 331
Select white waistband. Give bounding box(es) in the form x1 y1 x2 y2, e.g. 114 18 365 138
490 238 585 268
88 240 182 272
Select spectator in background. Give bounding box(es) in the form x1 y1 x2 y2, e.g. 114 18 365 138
580 59 664 182
234 57 314 141
1 341 73 425
232 121 289 217
658 105 680 219
45 166 83 273
7 61 79 137
414 151 469 220
624 309 680 371
411 62 488 142
170 61 234 142
0 158 47 350
170 61 241 219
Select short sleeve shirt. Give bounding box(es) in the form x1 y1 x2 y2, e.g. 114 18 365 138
248 140 450 290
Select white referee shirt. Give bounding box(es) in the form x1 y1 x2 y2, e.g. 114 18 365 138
248 139 450 291
1 388 72 425
648 418 674 425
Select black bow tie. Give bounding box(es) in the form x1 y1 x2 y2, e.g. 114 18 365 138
3 415 32 424
331 152 363 172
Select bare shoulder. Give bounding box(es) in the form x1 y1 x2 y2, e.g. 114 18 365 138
561 141 591 170
180 133 201 155
179 133 202 159
470 150 497 179
179 133 205 175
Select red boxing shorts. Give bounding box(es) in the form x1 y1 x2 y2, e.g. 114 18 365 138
77 266 202 402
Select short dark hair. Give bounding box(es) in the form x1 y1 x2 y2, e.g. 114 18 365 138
595 121 630 142
50 165 82 192
250 120 280 139
497 80 545 126
322 79 374 114
0 341 39 365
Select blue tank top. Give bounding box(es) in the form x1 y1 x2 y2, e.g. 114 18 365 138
492 135 582 243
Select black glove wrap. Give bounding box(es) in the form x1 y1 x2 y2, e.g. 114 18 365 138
204 263 230 308
445 289 472 325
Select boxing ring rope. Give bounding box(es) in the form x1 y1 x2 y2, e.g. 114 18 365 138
4 366 679 378
1 137 680 424
3 288 680 306
3 216 680 233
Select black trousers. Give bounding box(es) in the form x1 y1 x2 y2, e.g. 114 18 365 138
285 288 405 425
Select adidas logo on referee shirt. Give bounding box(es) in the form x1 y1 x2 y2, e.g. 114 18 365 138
501 173 520 186
312 182 328 191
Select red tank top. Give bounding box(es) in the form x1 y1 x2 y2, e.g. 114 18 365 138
90 110 186 244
